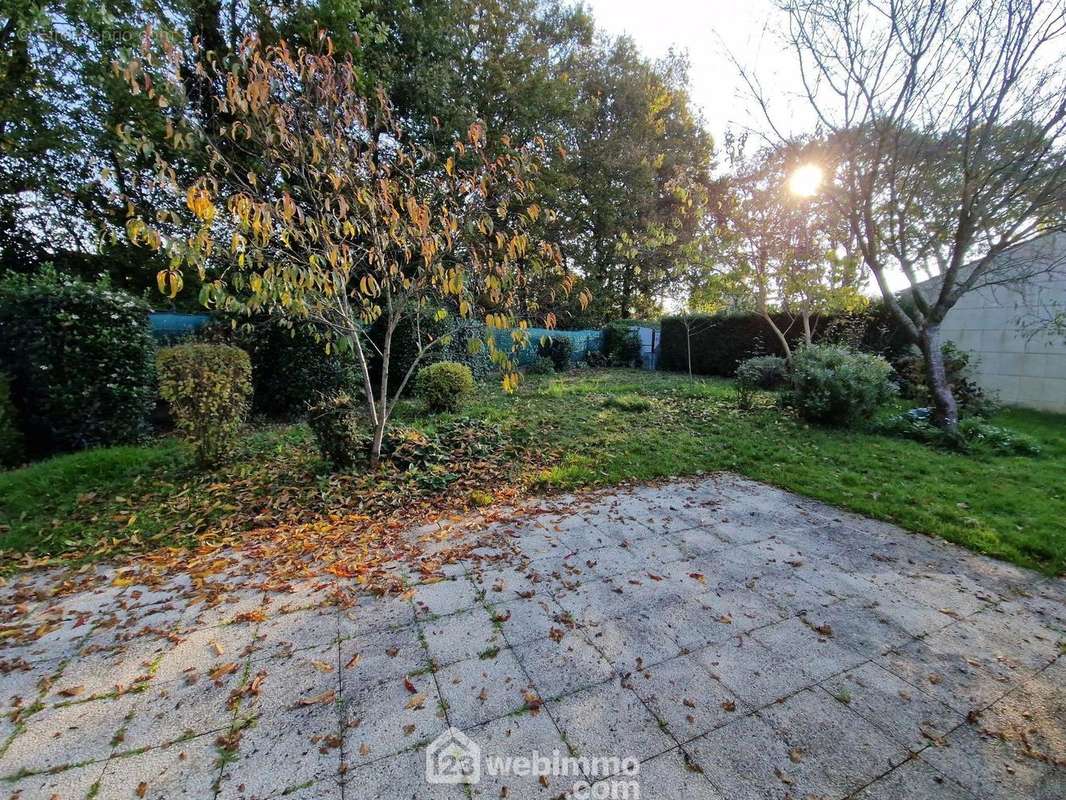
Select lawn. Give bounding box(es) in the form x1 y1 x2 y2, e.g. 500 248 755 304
2 369 1064 575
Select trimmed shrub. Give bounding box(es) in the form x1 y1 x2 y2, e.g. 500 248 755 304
526 356 556 375
602 322 642 367
0 374 24 468
735 355 789 410
786 345 897 426
307 392 367 468
157 344 251 465
0 269 156 456
538 336 574 371
415 361 475 413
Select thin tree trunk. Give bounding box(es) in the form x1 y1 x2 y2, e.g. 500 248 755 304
760 311 793 362
920 324 959 430
370 317 396 469
802 309 812 345
686 322 693 378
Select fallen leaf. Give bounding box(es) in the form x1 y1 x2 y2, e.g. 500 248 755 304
297 690 336 706
405 692 426 710
136 782 148 798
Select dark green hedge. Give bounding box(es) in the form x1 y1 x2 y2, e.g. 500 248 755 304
0 269 156 455
658 303 913 377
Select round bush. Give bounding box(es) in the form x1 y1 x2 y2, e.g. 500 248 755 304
526 356 556 375
0 269 156 456
787 345 897 426
307 392 367 469
415 361 475 413
157 344 252 465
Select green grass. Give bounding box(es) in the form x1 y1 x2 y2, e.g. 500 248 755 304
2 369 1065 575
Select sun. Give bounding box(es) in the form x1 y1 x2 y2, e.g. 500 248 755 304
788 163 824 198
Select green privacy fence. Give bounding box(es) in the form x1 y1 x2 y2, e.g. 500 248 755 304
492 327 605 366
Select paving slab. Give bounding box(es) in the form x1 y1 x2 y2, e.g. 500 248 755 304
420 606 503 667
626 654 748 742
819 662 964 752
0 693 137 777
612 746 725 800
435 647 535 729
96 734 220 800
343 669 447 767
694 634 815 708
466 708 572 800
1 761 104 799
852 756 977 799
512 630 614 700
547 679 675 775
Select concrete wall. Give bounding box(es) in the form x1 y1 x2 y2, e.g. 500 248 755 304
930 234 1066 413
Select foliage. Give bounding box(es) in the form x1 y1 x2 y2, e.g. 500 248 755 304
0 269 156 456
602 322 642 367
715 138 868 358
415 362 475 413
895 342 995 417
785 345 897 426
157 344 252 466
538 336 574 371
736 356 789 390
874 413 1041 457
563 38 717 320
121 35 583 466
585 351 609 368
0 374 24 468
735 355 789 410
307 392 367 469
237 320 357 419
527 357 556 375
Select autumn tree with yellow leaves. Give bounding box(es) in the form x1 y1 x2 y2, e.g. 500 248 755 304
118 31 586 467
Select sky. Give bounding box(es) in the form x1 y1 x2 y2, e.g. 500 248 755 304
580 0 815 145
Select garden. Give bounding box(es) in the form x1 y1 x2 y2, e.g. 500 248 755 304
1 272 1062 578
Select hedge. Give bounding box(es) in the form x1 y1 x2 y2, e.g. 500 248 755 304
658 303 913 377
0 269 156 456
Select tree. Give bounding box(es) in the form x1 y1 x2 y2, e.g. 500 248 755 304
717 140 865 360
764 0 1066 428
559 38 717 321
120 33 586 466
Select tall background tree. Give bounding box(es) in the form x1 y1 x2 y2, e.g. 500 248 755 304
761 0 1066 428
1 0 715 325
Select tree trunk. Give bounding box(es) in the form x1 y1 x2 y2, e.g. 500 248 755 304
920 324 959 430
760 311 793 362
686 322 693 379
370 416 387 470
